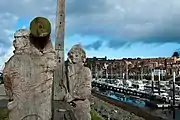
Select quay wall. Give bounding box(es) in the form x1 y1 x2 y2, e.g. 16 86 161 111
91 90 167 120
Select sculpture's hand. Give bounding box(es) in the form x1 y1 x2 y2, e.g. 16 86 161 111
64 93 74 103
7 101 17 111
64 94 77 108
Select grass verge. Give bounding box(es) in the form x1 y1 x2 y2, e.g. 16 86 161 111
0 108 103 120
0 108 8 120
91 109 104 120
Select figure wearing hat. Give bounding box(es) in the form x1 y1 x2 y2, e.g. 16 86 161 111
3 17 56 120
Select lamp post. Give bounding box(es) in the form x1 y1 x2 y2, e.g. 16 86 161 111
158 69 161 95
172 71 176 120
151 71 154 94
104 63 108 81
95 62 98 80
119 62 122 79
110 63 113 81
126 63 129 81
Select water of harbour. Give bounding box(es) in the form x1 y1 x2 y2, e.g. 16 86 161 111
105 91 147 108
104 90 180 120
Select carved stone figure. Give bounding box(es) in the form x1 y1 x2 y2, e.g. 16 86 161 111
64 44 92 120
3 17 56 120
13 29 31 54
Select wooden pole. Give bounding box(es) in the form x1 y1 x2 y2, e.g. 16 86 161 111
53 0 65 101
52 0 66 119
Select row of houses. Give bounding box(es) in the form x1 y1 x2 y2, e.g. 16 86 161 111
85 56 180 80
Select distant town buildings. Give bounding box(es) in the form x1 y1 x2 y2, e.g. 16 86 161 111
85 56 180 80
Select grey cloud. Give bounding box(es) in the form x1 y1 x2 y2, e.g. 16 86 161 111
66 0 180 48
107 40 128 50
66 0 110 15
84 40 103 50
0 0 56 59
0 13 16 54
0 0 56 16
1 0 180 60
0 42 10 56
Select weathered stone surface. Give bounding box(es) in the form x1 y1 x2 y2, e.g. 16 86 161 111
52 101 77 120
3 29 56 120
13 29 31 54
63 44 92 120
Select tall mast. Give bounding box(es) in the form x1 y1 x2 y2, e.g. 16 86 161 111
52 0 66 119
53 0 65 101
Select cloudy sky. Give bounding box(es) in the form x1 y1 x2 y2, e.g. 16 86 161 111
0 0 180 69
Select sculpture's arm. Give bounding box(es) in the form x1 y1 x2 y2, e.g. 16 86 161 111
3 56 19 101
3 70 13 101
72 67 92 101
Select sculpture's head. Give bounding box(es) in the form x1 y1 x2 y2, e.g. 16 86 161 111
29 17 51 50
68 44 86 64
13 29 30 50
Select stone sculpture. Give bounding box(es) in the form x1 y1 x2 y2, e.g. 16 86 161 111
64 44 92 120
3 17 56 120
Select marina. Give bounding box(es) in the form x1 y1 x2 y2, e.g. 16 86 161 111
93 89 180 120
91 67 180 120
92 79 174 104
0 0 180 120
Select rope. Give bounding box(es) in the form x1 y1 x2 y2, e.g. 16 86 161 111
20 114 42 120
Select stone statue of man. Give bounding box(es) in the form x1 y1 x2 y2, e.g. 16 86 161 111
64 44 92 120
4 29 30 103
3 17 56 120
13 29 31 54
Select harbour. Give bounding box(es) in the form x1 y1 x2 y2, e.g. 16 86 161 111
0 0 180 120
91 65 180 120
93 89 180 120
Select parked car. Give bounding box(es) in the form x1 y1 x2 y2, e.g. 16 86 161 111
0 72 3 84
